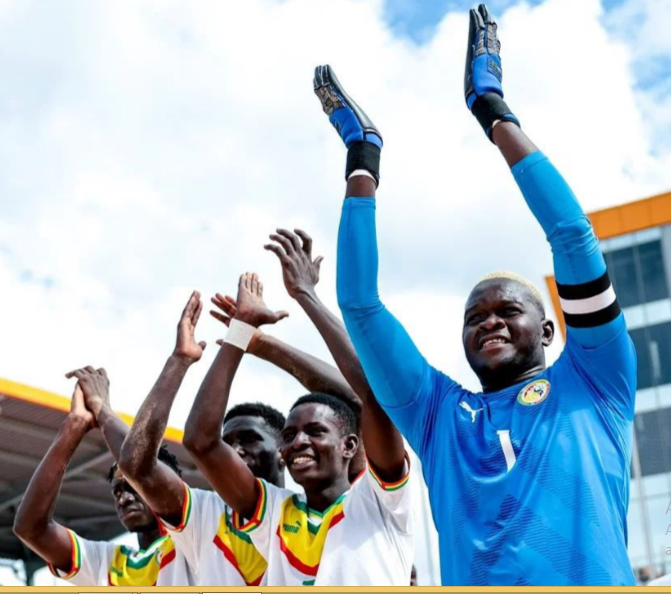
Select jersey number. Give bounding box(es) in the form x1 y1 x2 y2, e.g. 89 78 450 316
496 430 517 471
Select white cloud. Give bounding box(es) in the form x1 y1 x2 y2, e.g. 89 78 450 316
605 0 671 58
0 0 669 584
604 0 671 154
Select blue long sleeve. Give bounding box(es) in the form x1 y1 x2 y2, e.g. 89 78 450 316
336 197 437 410
512 152 625 348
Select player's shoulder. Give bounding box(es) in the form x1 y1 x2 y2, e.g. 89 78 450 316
429 363 474 404
546 328 636 420
551 323 636 381
258 480 298 511
190 486 224 507
75 530 117 555
183 487 229 525
543 348 592 395
349 458 412 500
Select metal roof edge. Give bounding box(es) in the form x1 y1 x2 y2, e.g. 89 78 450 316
0 377 185 444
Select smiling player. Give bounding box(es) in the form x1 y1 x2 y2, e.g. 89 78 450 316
316 3 637 587
120 289 367 586
184 273 413 586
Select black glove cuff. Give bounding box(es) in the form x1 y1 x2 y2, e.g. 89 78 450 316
346 142 381 185
471 93 520 142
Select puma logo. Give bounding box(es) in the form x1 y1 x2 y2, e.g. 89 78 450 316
283 520 302 534
459 401 483 423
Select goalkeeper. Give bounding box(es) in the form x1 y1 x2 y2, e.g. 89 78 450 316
314 3 637 586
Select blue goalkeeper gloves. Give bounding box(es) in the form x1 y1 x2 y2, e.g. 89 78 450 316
464 4 520 140
314 65 382 184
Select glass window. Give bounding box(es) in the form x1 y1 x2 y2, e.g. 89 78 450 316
631 327 654 390
639 241 669 303
635 407 671 476
650 323 671 386
607 246 640 308
629 322 671 390
605 241 669 308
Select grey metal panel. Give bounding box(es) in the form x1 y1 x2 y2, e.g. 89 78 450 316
661 224 671 298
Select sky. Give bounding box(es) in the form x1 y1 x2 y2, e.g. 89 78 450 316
0 0 670 586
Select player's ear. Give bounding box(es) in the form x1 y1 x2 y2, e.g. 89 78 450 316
541 319 554 347
276 445 286 469
342 434 359 459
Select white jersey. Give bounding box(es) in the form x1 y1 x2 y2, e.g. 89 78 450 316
48 529 194 586
237 456 414 586
649 574 671 586
163 484 267 586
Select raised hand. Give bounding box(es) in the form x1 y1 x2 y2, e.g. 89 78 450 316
68 381 97 431
464 4 519 139
210 293 264 352
233 272 289 329
65 366 109 420
314 65 383 185
173 290 207 364
265 228 323 299
465 4 502 108
314 65 382 149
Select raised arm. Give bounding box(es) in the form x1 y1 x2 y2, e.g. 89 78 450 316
212 279 368 479
184 273 287 519
464 4 625 349
65 367 127 462
265 228 405 481
13 384 96 572
313 65 440 423
118 292 206 525
211 295 361 414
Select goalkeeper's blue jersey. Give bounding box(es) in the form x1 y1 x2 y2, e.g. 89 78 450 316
336 151 637 586
390 330 636 586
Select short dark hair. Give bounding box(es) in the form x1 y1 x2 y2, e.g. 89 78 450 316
290 392 357 435
107 444 182 483
224 402 286 437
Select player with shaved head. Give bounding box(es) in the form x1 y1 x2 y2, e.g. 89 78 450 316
316 3 636 587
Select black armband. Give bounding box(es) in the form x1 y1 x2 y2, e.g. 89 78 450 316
471 93 521 142
346 141 381 185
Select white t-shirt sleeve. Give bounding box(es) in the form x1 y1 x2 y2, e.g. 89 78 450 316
360 452 413 534
235 478 291 562
47 529 114 586
159 483 214 577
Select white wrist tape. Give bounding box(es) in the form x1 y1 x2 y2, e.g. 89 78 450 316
224 319 257 351
347 169 376 182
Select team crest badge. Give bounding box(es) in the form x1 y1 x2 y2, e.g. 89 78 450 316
517 379 550 406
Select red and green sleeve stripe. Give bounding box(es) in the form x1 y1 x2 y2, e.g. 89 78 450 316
233 478 267 533
47 528 81 579
166 481 192 533
368 451 411 491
